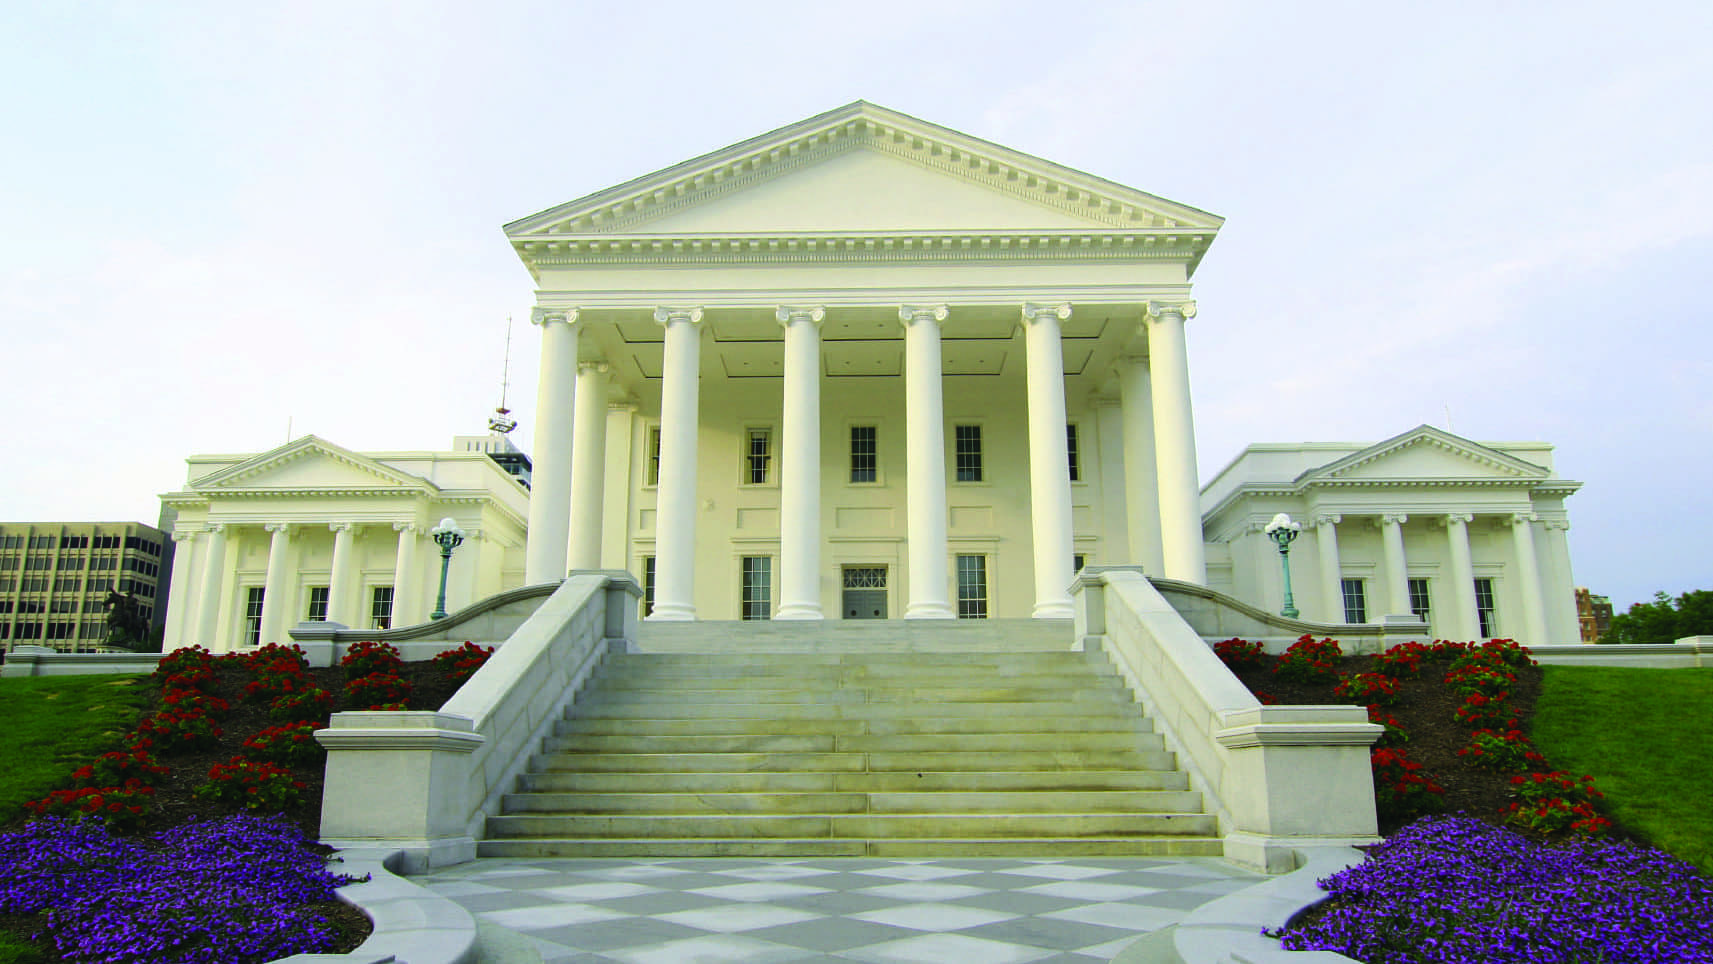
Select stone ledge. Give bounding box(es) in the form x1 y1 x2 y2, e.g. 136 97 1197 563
269 847 477 964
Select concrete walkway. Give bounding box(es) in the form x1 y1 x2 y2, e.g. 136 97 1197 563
412 854 1265 963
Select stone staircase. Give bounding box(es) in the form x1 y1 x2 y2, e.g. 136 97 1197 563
478 621 1221 858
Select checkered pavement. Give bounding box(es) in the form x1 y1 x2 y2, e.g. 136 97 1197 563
418 856 1262 963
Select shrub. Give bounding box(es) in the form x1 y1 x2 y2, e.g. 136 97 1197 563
72 747 170 788
346 672 411 708
196 758 307 812
1442 661 1516 699
268 687 333 722
1452 692 1516 729
1425 639 1473 662
241 721 325 769
1373 641 1429 678
1505 771 1611 836
1474 637 1536 668
1366 705 1409 747
134 709 222 753
159 666 217 693
161 687 231 719
1333 672 1400 706
152 646 214 681
341 640 403 679
25 782 155 833
1274 634 1342 683
1211 637 1267 672
1371 746 1445 821
239 643 310 673
1458 727 1546 772
432 641 496 682
243 669 308 704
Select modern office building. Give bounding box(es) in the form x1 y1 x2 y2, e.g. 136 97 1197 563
0 521 171 652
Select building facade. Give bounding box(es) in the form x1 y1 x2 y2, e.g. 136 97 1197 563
159 434 530 652
0 521 171 652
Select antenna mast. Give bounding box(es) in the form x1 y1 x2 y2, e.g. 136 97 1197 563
488 316 518 435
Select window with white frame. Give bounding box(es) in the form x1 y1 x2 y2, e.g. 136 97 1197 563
850 425 877 483
956 554 989 618
244 587 265 646
1408 578 1432 625
1474 578 1499 638
740 556 771 620
954 425 983 482
1341 578 1368 623
371 586 394 630
744 429 772 484
305 586 329 621
1067 424 1082 482
645 426 661 486
642 556 656 617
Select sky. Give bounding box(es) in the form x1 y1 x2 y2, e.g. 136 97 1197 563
2 1 1708 613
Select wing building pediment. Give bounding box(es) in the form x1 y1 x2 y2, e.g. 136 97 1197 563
1298 426 1550 485
191 436 437 495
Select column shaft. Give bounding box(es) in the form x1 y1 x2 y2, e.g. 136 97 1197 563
326 523 356 625
194 525 228 648
391 523 418 628
1118 357 1164 572
1146 302 1207 583
1380 514 1410 616
163 531 196 649
649 308 704 621
1315 516 1343 621
524 309 579 583
1542 521 1579 641
901 305 954 619
1511 513 1550 644
1445 514 1479 640
568 362 610 570
777 307 825 619
260 523 294 645
601 403 636 570
1022 303 1075 619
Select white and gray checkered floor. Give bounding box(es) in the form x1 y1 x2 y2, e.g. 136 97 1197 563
417 856 1264 963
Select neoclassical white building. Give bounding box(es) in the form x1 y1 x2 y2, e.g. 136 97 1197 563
502 101 1583 637
160 435 530 651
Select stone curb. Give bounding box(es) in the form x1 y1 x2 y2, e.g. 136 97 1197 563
271 848 478 964
1115 848 1365 964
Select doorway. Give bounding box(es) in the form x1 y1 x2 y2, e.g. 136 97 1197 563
842 566 888 619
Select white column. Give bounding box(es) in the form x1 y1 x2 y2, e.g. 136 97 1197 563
391 523 418 627
194 524 228 647
1379 513 1410 616
1022 302 1076 619
1118 356 1164 573
567 361 610 570
525 308 580 584
259 523 294 645
901 305 954 619
325 522 357 625
1445 513 1479 640
649 307 704 621
1541 520 1579 642
1313 514 1343 622
776 306 826 620
1145 301 1206 584
1510 512 1550 644
601 401 636 570
163 529 196 648
1093 394 1128 564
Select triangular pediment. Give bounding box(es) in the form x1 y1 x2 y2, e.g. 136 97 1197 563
1299 426 1550 484
505 102 1223 241
193 436 436 493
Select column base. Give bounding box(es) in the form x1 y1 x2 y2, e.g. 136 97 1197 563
645 603 697 622
904 603 956 619
1031 600 1076 619
774 605 824 620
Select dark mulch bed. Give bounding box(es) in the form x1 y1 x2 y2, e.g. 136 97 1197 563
0 656 470 963
1229 652 1543 836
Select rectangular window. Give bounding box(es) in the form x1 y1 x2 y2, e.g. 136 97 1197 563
59 556 84 570
244 587 265 646
1474 578 1498 638
305 586 329 621
954 425 983 482
646 426 662 486
956 554 989 618
1074 554 1086 573
29 536 54 550
642 556 656 617
740 556 771 620
15 622 42 640
1067 424 1081 482
81 622 104 639
850 425 877 483
1407 578 1432 624
1341 578 1368 623
745 429 772 484
370 586 394 630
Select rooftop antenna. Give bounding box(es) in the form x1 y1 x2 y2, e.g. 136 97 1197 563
286 415 293 443
488 316 518 435
1444 404 1453 434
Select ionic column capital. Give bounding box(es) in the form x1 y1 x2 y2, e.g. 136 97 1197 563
608 396 639 414
776 306 826 327
576 360 611 376
204 522 227 535
653 306 704 326
1021 302 1072 326
531 307 579 328
1145 300 1197 323
1541 519 1571 531
392 522 418 534
1444 512 1474 526
898 304 949 328
329 521 358 534
263 522 293 536
1311 514 1342 528
1380 513 1409 526
172 528 198 543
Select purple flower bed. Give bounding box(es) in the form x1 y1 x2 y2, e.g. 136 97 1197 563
1276 815 1713 963
0 813 361 964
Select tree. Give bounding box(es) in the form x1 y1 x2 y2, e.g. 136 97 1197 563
1600 589 1713 644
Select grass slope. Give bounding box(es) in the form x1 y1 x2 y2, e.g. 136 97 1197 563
1531 665 1713 873
0 676 151 821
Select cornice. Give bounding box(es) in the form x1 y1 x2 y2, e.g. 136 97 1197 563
192 436 437 494
1201 477 1585 526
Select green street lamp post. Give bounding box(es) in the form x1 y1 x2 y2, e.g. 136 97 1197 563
430 517 466 621
1265 512 1302 619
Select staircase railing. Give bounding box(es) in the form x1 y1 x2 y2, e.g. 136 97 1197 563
1072 566 1382 873
315 570 641 871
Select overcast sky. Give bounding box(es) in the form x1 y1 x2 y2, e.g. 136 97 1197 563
3 1 1707 613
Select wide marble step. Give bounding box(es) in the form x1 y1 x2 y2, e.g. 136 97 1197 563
567 700 1132 720
484 811 1218 839
540 731 1164 755
476 836 1226 859
528 748 1180 773
553 715 1153 737
499 789 1203 815
517 768 1191 794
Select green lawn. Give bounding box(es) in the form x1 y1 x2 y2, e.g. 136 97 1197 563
1532 665 1713 872
0 674 152 821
